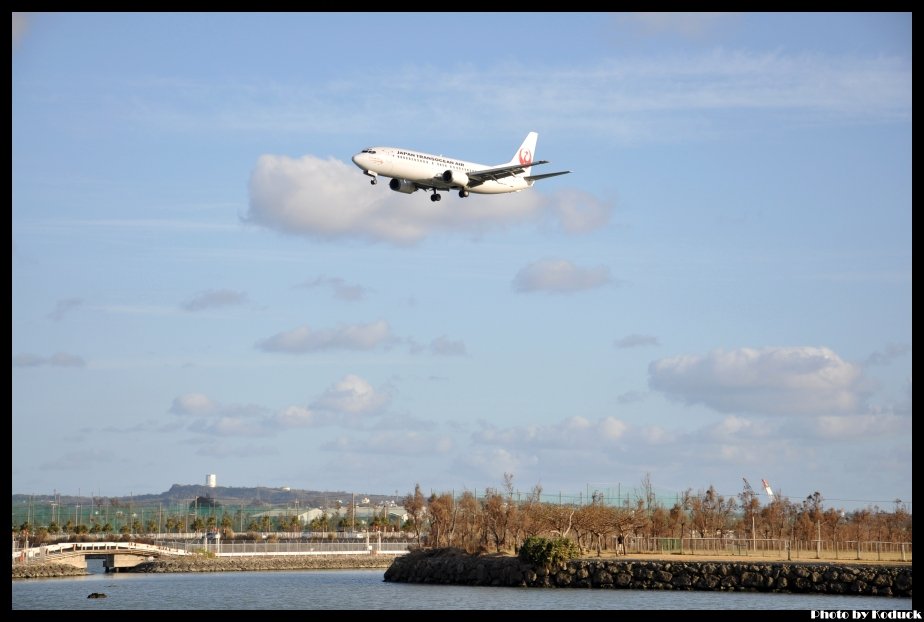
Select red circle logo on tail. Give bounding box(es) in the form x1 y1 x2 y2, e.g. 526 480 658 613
518 149 532 166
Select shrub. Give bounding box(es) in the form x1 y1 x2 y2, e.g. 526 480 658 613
518 536 579 568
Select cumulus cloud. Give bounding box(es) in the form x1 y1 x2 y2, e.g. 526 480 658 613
473 415 629 449
256 320 394 353
269 405 328 429
245 154 609 245
169 393 266 420
648 346 868 416
181 289 248 312
48 298 83 321
512 258 613 293
311 374 390 415
614 334 660 349
428 336 468 357
545 189 614 233
168 376 390 438
12 352 86 368
299 276 368 301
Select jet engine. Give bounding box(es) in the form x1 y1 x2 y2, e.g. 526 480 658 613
389 178 418 194
441 170 470 187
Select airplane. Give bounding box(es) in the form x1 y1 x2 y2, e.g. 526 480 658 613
351 132 570 202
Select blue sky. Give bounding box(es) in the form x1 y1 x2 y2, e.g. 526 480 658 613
12 13 911 511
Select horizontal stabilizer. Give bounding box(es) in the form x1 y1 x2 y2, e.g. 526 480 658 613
524 170 571 182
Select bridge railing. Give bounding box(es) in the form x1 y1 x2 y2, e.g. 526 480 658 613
159 539 410 556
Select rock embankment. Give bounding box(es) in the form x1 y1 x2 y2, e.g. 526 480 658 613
12 563 91 579
129 554 394 573
383 548 912 598
12 554 395 579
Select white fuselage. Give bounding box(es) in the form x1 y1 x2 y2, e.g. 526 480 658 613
352 147 531 194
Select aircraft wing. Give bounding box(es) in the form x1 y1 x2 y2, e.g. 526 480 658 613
464 160 551 187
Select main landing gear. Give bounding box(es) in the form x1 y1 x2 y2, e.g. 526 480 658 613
458 189 469 198
430 190 442 202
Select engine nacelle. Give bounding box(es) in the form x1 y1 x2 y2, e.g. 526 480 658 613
441 170 470 188
389 178 418 194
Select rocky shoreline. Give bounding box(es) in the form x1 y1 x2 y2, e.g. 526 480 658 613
12 563 93 579
12 554 395 579
384 548 912 598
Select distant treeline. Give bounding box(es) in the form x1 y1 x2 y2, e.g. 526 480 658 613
12 474 911 556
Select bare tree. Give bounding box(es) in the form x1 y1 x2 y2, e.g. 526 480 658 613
689 485 736 538
402 484 426 546
427 492 458 548
456 490 480 553
481 488 510 553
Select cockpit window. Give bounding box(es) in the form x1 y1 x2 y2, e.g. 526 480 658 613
362 148 376 154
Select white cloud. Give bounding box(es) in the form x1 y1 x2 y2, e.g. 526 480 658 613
512 258 613 293
169 393 266 421
246 154 609 245
169 393 219 416
270 405 326 429
311 374 389 415
473 416 629 449
12 352 86 368
256 320 394 353
648 346 868 416
614 334 660 349
544 189 614 234
181 289 248 312
79 48 909 145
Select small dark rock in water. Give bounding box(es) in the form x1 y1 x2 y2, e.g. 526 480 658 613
87 592 107 599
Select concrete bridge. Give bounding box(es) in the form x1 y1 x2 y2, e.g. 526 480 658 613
13 538 410 572
12 541 190 572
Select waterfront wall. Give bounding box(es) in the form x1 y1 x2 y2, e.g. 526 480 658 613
12 563 91 579
127 554 394 573
12 554 394 579
383 549 912 598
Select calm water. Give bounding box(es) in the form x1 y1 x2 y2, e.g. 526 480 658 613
11 564 914 610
